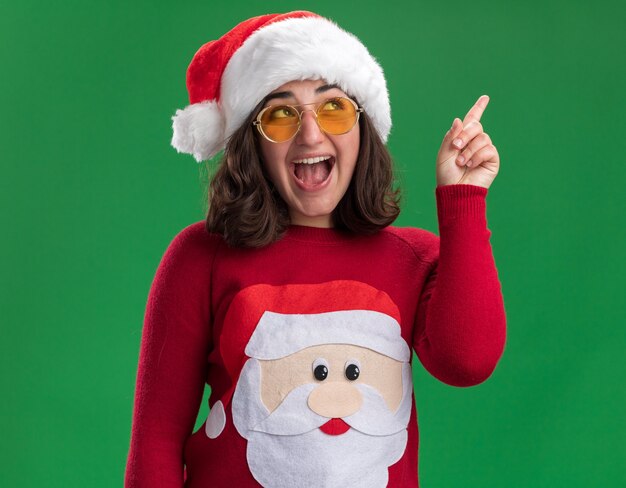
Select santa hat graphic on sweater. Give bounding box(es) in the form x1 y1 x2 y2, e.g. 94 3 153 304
205 280 410 439
171 11 391 162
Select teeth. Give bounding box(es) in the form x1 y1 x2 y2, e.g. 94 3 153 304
292 155 332 165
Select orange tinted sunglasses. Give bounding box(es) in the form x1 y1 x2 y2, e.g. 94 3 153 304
253 97 363 143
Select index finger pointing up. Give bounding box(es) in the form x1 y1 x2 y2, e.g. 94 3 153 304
462 95 490 126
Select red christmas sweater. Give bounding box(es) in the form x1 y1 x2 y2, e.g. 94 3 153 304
125 184 506 487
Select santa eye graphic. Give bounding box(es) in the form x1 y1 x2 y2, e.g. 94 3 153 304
312 358 329 381
344 359 361 381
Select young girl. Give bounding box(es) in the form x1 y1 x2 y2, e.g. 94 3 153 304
125 11 506 488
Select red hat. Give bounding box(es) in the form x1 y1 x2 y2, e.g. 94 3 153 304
171 11 391 162
204 280 409 439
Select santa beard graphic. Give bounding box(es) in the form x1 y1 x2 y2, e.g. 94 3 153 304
232 357 413 488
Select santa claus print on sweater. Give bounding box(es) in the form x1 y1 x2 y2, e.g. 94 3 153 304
205 280 412 488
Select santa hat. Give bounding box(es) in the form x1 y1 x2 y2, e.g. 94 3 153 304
204 280 409 439
171 11 391 162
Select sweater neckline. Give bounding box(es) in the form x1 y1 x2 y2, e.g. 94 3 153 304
282 225 357 243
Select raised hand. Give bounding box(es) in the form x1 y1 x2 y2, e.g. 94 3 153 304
435 95 500 189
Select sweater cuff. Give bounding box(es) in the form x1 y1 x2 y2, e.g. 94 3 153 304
435 184 487 225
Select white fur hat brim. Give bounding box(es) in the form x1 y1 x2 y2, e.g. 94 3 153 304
172 15 390 162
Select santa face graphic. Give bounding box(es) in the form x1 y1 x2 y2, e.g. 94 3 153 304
231 308 413 488
204 281 413 488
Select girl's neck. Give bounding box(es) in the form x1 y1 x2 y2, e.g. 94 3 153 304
288 213 333 229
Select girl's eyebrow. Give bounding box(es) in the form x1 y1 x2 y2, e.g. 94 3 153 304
315 83 341 94
263 84 342 105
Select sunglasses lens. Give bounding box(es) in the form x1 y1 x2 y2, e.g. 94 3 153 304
259 105 300 142
317 98 358 135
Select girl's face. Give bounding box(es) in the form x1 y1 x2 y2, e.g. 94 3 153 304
257 79 360 228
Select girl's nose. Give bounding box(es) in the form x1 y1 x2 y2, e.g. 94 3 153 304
296 109 325 145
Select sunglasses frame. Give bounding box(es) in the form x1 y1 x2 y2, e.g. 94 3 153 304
252 96 363 143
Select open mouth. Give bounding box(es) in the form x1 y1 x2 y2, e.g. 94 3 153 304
319 418 351 436
291 155 335 190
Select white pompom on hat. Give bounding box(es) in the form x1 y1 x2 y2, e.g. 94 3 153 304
171 11 391 162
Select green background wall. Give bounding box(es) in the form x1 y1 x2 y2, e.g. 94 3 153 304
1 0 624 486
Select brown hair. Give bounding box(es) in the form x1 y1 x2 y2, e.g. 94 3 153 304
206 103 400 248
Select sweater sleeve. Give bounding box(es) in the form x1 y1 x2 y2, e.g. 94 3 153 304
413 184 506 387
125 223 217 488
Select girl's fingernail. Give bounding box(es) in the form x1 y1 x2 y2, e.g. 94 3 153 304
457 155 465 165
466 159 473 167
453 138 463 149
